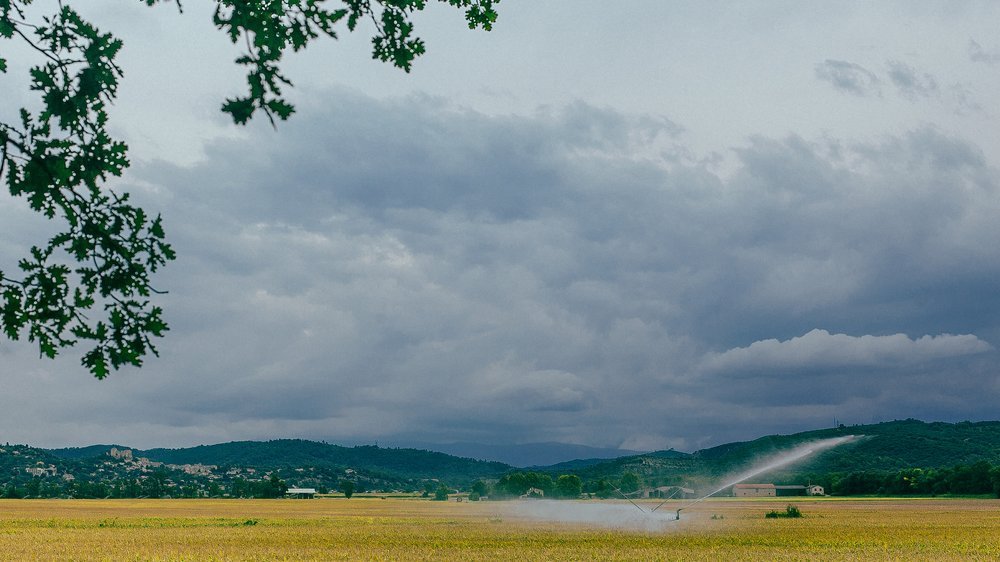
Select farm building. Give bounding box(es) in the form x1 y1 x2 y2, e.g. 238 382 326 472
733 483 825 497
732 483 776 497
520 487 545 498
775 485 807 496
286 487 317 499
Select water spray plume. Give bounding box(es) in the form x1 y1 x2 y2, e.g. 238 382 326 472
508 435 857 529
674 435 859 516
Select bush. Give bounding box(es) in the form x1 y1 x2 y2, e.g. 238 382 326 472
765 505 803 519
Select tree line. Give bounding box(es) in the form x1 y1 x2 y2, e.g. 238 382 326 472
801 461 1000 497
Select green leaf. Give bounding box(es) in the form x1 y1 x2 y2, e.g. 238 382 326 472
221 97 256 125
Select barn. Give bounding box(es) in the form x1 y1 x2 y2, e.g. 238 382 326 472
732 483 776 497
286 487 317 499
775 485 807 496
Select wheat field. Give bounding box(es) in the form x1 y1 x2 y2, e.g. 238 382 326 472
1 497 998 560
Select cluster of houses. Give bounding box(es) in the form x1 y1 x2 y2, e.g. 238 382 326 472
107 448 164 471
108 448 218 477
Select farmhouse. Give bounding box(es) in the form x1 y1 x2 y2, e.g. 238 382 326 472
286 487 317 499
521 487 545 498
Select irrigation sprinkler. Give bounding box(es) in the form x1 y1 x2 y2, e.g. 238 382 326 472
649 487 681 513
613 485 648 514
609 435 859 524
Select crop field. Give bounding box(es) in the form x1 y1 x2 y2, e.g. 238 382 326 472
1 497 999 560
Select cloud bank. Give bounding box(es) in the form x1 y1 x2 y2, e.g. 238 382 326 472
701 329 992 374
2 88 999 451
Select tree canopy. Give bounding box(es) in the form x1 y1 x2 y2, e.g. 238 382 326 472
0 0 499 378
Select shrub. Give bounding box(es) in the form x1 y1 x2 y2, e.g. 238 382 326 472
766 505 803 519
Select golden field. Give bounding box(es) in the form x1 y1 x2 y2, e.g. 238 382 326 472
1 497 999 561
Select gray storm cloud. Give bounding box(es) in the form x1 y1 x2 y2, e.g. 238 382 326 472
968 40 1000 66
814 59 881 97
886 60 939 100
2 87 1000 451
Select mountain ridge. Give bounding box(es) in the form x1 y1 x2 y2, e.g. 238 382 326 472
28 419 1000 493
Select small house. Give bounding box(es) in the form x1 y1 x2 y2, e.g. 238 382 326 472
286 487 317 499
521 487 545 498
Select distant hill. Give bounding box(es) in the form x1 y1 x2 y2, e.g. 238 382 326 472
31 419 1000 495
133 439 513 484
552 419 1000 487
46 444 128 459
398 441 645 468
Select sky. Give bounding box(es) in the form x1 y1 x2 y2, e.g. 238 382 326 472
2 1 1000 453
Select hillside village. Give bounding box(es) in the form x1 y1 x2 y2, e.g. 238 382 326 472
0 444 399 499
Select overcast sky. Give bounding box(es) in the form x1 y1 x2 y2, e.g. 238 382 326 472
2 1 1000 452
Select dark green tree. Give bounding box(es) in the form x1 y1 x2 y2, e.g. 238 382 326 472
141 468 170 498
619 472 640 494
3 482 21 499
24 477 41 498
433 483 449 501
554 474 582 499
0 0 500 378
470 479 488 497
338 479 355 498
421 480 436 497
260 474 288 498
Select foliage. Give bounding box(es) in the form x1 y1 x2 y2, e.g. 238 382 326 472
338 479 354 498
0 0 500 377
618 472 640 493
554 474 582 498
493 471 553 498
826 461 1000 497
433 483 449 501
764 505 803 519
130 439 511 485
470 479 488 497
16 421 1000 500
1 0 173 377
554 420 1000 495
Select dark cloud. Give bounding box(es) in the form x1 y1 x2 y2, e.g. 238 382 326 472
886 60 939 100
814 59 881 97
968 39 1000 65
2 90 999 451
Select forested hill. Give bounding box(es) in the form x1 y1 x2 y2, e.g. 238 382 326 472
692 419 1000 474
39 419 1000 485
141 440 511 481
554 419 1000 483
45 444 127 459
